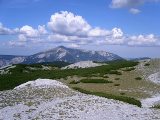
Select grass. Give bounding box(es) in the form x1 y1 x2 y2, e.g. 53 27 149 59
135 77 142 80
72 87 141 107
80 79 113 83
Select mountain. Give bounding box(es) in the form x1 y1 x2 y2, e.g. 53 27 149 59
127 57 151 61
22 46 123 64
0 46 123 67
0 55 26 68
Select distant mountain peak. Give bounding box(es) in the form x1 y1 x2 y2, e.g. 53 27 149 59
0 46 124 67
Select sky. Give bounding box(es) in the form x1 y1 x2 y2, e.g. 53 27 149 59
0 0 160 58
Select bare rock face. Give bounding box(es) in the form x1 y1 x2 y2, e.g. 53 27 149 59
62 61 106 69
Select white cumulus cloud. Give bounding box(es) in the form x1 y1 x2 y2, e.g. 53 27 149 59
48 11 91 37
0 23 19 35
1 11 160 47
128 34 158 46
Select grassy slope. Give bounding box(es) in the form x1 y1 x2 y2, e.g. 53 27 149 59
0 61 137 91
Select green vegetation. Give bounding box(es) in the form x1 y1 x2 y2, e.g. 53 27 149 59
135 77 142 80
122 67 135 71
115 78 120 80
103 75 109 78
0 60 138 91
144 63 150 66
80 79 113 83
108 70 122 75
120 92 125 95
114 83 120 86
72 87 141 107
69 80 80 84
153 105 160 109
36 61 71 68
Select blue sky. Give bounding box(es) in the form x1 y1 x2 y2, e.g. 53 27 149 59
0 0 160 58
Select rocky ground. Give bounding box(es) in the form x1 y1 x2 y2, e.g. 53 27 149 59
137 59 160 108
1 78 160 120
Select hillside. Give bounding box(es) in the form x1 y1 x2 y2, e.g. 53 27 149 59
1 60 160 119
1 79 160 120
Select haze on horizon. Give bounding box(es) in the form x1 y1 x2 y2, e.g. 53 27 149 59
0 0 160 58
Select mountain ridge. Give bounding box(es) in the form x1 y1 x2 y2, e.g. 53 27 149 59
0 46 123 67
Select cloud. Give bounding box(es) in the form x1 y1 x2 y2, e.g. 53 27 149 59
110 0 144 8
127 34 158 46
88 27 110 37
68 43 80 48
112 28 123 38
18 25 47 41
0 23 19 35
20 25 39 37
8 41 26 47
2 11 160 48
129 8 141 14
110 0 159 14
48 11 91 37
47 11 126 46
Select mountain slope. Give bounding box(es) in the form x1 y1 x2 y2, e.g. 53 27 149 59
0 46 123 67
0 55 26 68
23 46 123 64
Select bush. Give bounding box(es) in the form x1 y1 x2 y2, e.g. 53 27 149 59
135 77 142 80
153 105 160 109
114 83 120 86
108 70 122 75
144 63 150 66
72 87 141 107
69 80 80 84
123 67 135 71
80 79 113 83
0 60 138 91
115 78 120 80
120 92 125 95
103 75 109 78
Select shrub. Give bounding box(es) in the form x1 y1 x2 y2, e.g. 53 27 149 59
0 60 138 91
72 87 141 107
115 78 120 80
135 77 142 80
103 75 109 78
144 63 150 66
120 92 125 95
80 79 113 83
123 67 135 71
108 70 122 75
153 105 160 109
114 83 120 86
69 80 80 84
